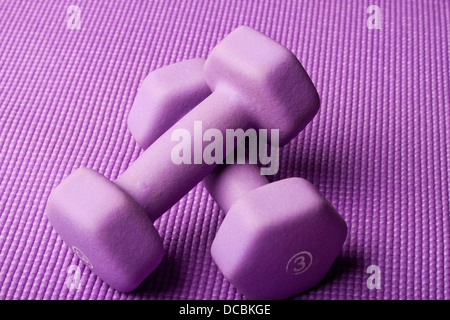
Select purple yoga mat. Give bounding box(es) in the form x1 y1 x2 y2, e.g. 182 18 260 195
0 0 448 300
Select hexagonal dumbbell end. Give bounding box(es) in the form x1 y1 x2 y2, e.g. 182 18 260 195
128 58 210 149
203 25 320 145
205 164 347 300
46 168 164 292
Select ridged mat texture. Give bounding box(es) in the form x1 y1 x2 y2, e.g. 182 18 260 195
0 0 449 300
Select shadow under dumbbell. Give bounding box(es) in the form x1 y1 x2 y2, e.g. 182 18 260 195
132 254 185 298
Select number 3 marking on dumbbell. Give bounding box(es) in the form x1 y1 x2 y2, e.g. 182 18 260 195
286 251 313 275
72 246 94 270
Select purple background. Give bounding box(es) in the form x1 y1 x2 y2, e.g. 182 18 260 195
0 0 448 299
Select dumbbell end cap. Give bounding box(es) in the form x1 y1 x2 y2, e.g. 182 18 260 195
204 26 320 145
211 177 347 300
128 58 209 149
46 167 164 292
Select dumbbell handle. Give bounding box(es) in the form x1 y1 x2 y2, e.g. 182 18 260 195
115 88 247 222
204 163 267 213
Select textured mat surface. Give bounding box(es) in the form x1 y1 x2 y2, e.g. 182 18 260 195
0 0 449 300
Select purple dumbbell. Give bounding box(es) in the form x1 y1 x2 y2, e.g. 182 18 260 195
205 165 347 299
46 26 320 292
129 59 347 299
